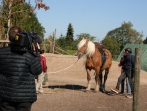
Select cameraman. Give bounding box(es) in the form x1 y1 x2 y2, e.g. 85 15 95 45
0 26 42 111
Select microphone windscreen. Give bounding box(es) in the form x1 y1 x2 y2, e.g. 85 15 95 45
34 35 43 44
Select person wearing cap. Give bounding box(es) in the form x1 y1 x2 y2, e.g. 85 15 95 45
111 48 135 98
117 53 131 96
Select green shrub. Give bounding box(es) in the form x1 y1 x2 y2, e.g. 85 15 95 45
66 50 77 55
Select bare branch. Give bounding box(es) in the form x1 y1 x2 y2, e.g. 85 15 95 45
35 0 49 10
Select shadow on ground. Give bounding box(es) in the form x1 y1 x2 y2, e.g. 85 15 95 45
48 84 116 95
104 90 118 96
48 84 87 90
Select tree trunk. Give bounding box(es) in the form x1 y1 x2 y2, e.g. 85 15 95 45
7 0 13 40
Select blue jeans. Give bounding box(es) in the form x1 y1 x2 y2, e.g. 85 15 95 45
120 77 131 94
126 77 131 94
116 71 133 93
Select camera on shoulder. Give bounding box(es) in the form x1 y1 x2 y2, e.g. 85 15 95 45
14 31 42 56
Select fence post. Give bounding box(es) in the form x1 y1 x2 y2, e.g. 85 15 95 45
53 29 56 54
133 48 141 111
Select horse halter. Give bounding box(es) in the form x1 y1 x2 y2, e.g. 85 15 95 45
77 40 89 59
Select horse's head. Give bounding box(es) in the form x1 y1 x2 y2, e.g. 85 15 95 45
77 38 95 59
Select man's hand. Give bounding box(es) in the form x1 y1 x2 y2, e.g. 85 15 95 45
37 43 40 49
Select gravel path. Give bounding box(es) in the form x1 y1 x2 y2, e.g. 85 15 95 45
31 53 147 111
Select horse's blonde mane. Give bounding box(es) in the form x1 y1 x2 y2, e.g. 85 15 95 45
77 39 95 57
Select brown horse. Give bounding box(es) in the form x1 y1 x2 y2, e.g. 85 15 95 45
77 38 112 92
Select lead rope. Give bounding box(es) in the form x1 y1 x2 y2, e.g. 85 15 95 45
48 58 79 74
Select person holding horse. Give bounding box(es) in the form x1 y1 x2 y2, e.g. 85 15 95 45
0 26 42 111
111 48 135 98
117 52 131 96
36 49 47 94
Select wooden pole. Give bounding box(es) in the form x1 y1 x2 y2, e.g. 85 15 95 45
53 29 56 54
133 48 141 111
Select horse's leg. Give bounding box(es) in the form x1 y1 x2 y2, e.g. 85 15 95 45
95 68 100 91
102 68 109 92
99 71 103 92
86 68 91 90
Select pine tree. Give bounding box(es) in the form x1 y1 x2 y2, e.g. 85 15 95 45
65 23 74 47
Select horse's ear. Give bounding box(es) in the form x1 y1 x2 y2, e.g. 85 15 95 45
82 37 85 40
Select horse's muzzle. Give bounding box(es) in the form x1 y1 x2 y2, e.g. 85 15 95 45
77 52 83 59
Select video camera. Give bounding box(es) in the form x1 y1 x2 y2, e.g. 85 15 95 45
14 31 42 56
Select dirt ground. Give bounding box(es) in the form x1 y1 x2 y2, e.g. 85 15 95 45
31 53 147 111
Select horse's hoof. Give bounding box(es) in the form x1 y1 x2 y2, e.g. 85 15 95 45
86 88 91 91
99 88 105 93
101 90 105 93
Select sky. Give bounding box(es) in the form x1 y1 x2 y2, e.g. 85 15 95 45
30 0 147 41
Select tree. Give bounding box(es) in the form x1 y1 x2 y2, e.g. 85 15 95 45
56 34 66 49
101 36 120 59
106 21 143 50
143 37 147 44
42 35 53 53
76 33 96 41
0 0 49 40
65 23 74 46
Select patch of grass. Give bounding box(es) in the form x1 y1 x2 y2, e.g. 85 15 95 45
66 50 77 55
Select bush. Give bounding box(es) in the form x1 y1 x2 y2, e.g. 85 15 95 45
66 50 77 55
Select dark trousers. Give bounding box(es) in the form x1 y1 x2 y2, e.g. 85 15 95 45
120 78 125 93
0 99 33 111
116 69 133 92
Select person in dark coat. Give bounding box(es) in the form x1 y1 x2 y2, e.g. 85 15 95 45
0 26 42 111
111 48 135 98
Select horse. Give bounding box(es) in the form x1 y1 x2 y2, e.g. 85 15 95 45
77 38 112 92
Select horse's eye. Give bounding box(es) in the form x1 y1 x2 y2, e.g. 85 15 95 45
84 45 86 47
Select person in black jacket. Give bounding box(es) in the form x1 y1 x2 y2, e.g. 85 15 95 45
111 48 135 98
0 26 42 111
